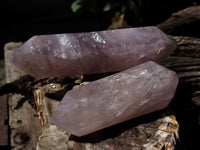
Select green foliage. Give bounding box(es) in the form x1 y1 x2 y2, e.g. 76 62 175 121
71 0 84 12
71 0 142 13
103 2 112 12
70 0 200 27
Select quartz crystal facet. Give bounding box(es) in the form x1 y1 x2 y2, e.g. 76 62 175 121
51 61 178 136
10 26 176 78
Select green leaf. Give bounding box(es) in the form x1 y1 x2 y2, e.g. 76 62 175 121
103 2 111 12
71 0 83 13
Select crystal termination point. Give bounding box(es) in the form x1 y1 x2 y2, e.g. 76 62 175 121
51 61 179 136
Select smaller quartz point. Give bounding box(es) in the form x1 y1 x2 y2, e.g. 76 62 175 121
10 26 176 78
51 61 178 136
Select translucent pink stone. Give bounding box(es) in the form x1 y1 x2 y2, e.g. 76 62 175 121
51 61 178 136
10 26 176 78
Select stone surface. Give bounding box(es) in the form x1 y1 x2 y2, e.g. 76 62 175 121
0 60 5 86
0 95 8 146
10 26 176 78
0 61 8 146
51 61 178 136
4 42 41 150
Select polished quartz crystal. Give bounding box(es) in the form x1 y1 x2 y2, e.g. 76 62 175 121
51 61 179 136
10 26 176 78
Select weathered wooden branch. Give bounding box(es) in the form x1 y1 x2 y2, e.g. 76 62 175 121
170 35 200 58
164 56 200 106
157 5 200 34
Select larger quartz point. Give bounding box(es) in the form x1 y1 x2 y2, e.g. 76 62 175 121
51 61 178 136
10 26 176 78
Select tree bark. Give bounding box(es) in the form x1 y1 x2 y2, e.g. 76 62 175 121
157 5 200 34
170 35 200 58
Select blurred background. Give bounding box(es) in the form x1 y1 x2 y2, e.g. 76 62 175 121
0 0 200 59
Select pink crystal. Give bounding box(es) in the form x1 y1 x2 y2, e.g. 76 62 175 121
10 26 176 78
51 61 178 136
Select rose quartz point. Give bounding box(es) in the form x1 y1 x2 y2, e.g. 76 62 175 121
10 26 176 78
51 61 179 136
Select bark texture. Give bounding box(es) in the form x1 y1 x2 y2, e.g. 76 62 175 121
157 5 200 34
